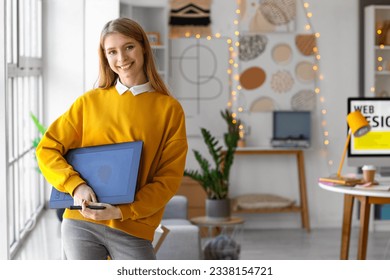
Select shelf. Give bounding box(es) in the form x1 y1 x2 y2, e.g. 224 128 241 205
365 5 390 97
233 204 302 214
375 46 390 51
151 45 166 50
376 71 390 75
120 0 169 85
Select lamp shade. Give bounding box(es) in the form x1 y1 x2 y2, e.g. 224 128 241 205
347 111 370 137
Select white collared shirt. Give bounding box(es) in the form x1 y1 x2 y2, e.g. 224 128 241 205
115 79 154 96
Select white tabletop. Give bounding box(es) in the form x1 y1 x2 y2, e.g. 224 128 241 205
319 181 390 198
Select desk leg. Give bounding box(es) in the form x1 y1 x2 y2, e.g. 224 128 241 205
358 196 370 260
341 194 354 260
296 151 310 232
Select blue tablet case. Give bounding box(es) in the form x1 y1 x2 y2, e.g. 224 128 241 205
49 141 143 209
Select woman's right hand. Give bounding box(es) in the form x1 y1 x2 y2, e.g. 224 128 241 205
73 183 97 206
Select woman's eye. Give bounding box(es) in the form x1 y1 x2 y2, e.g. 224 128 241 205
107 50 116 56
126 45 134 50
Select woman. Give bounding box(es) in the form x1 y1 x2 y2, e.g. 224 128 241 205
36 18 188 260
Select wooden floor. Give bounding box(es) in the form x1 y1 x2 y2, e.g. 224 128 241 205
13 209 390 260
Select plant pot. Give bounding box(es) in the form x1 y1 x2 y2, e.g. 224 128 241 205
205 198 231 221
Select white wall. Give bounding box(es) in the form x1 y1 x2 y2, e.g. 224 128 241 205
42 0 360 229
43 0 85 123
43 0 119 124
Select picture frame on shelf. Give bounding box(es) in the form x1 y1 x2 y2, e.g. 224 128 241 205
146 32 161 46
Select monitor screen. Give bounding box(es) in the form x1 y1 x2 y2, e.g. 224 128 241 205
347 98 390 168
272 111 311 141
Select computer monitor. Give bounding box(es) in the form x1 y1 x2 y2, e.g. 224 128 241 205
272 111 311 140
271 111 311 148
347 98 390 172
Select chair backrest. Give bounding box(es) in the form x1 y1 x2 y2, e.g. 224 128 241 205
162 195 188 220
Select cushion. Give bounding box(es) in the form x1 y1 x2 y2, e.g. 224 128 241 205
232 194 295 210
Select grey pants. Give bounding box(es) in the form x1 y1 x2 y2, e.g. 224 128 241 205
61 219 156 260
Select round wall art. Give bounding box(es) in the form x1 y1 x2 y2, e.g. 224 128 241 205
270 70 294 93
295 61 316 83
272 43 292 65
259 0 296 26
239 34 268 61
291 90 316 111
249 7 276 33
250 96 276 112
240 66 266 90
295 34 317 56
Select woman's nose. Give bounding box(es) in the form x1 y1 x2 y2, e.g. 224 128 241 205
117 51 127 62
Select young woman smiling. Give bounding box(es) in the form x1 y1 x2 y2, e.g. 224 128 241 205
36 18 187 260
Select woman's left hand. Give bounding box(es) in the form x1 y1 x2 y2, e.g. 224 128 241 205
79 200 122 221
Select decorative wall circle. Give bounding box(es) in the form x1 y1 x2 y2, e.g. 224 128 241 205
259 0 296 26
296 34 317 56
240 67 266 90
249 8 276 33
270 70 294 93
295 61 316 83
272 43 292 65
291 90 316 111
239 34 268 61
250 96 276 112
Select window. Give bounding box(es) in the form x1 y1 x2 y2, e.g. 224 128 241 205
2 0 44 259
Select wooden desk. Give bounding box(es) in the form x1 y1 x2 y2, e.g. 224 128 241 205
319 182 390 260
231 148 310 232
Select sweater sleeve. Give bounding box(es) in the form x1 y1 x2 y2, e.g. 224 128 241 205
118 103 188 221
36 98 85 196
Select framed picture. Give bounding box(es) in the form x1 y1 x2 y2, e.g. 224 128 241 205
146 32 161 46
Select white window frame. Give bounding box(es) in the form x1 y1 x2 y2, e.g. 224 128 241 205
1 0 44 260
0 0 10 260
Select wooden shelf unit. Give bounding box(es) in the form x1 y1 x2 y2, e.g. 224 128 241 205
229 148 311 232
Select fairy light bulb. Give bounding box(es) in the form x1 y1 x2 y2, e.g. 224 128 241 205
324 140 329 145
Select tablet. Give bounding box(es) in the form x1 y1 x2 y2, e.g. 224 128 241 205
49 141 143 209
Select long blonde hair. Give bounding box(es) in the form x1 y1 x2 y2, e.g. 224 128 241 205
97 17 171 96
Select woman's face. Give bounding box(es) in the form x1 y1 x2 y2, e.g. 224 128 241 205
104 32 146 86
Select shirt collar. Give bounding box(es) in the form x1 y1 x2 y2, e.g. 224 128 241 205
115 80 153 96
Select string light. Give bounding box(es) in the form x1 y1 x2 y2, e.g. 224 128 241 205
301 1 331 171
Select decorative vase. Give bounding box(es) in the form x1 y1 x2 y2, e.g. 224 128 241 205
205 198 231 221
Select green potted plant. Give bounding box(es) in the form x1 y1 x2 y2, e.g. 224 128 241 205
184 109 241 220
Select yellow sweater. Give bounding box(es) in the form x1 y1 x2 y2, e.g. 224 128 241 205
36 86 188 241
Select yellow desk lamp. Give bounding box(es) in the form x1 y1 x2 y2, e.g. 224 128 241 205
320 110 371 185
